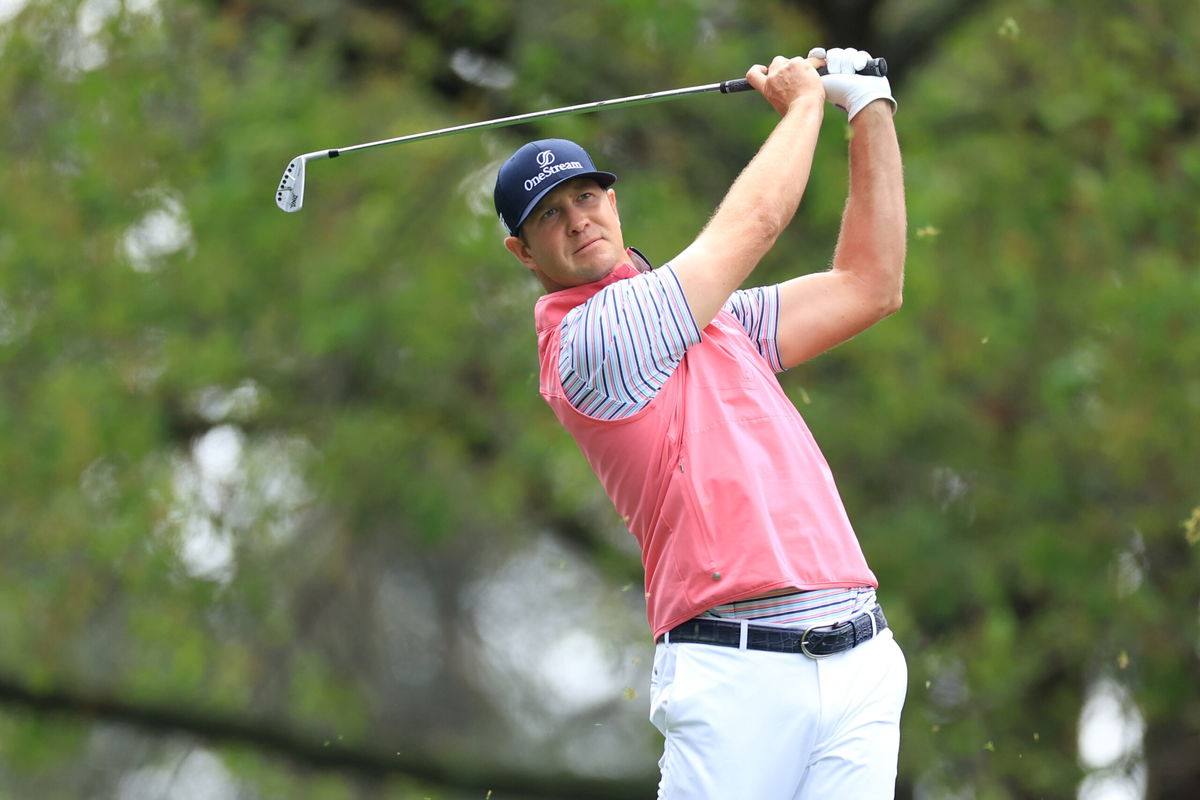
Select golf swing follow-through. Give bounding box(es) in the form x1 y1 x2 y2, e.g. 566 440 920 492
281 45 907 798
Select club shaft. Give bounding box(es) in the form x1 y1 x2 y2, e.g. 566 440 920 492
277 58 887 212
329 79 750 159
321 57 886 160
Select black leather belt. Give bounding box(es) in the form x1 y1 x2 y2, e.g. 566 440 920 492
660 605 887 659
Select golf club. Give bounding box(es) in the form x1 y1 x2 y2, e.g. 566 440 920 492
275 58 887 213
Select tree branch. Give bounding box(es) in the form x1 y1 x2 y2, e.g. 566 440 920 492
0 673 656 799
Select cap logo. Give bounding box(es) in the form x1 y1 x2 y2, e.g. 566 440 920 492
523 150 584 192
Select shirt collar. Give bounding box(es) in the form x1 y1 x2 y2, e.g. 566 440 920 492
534 247 652 332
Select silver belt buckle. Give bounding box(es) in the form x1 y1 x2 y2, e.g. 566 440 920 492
799 625 834 659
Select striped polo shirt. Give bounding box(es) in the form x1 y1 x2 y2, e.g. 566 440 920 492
557 252 874 629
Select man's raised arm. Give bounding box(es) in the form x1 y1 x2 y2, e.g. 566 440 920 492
775 49 906 369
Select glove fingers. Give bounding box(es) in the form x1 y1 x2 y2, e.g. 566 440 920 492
823 47 874 74
827 47 852 74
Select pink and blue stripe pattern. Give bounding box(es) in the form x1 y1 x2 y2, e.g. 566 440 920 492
704 586 878 630
558 264 782 420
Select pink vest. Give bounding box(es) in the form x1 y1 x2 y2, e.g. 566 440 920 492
535 263 877 637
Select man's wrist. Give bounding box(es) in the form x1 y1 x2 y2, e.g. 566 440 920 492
784 94 825 118
849 99 894 126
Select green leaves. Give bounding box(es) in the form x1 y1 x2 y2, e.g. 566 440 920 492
3 0 1199 797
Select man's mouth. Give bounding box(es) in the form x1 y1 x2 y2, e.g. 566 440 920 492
574 237 602 254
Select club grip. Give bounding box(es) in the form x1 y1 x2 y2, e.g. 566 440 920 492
719 57 888 93
822 57 887 78
719 79 754 93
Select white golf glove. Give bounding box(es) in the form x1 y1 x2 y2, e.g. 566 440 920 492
808 47 896 120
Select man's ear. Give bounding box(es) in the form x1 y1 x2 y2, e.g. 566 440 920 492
504 235 535 271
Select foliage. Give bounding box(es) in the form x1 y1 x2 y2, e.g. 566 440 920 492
1 0 1197 798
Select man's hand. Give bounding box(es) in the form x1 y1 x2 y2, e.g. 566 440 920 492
745 55 825 116
808 47 896 120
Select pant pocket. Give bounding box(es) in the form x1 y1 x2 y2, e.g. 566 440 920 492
649 643 676 735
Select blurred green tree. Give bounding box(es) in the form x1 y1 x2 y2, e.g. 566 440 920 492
1 0 1197 798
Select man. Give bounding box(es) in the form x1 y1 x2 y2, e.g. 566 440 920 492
494 48 907 798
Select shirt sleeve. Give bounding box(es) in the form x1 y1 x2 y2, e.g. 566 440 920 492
722 284 784 372
558 265 702 420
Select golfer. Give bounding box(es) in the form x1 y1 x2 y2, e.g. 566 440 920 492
494 48 907 798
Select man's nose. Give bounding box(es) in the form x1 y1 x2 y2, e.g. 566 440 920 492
564 204 588 233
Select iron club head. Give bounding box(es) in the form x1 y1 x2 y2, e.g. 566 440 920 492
276 156 306 212
276 151 336 213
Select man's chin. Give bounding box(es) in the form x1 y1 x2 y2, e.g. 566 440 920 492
585 259 624 283
581 244 625 270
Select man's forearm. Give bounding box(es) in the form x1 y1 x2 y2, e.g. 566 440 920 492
706 96 825 249
833 100 906 310
671 93 825 330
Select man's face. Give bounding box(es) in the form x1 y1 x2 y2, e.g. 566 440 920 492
504 177 626 292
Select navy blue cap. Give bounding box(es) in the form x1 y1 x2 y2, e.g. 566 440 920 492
493 139 617 235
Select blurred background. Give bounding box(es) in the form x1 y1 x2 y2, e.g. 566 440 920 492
1 0 1198 798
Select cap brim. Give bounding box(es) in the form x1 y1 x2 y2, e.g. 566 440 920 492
511 170 617 234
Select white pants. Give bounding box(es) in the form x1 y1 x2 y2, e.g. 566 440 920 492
649 628 907 799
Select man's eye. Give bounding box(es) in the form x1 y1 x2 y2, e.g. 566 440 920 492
541 208 558 220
